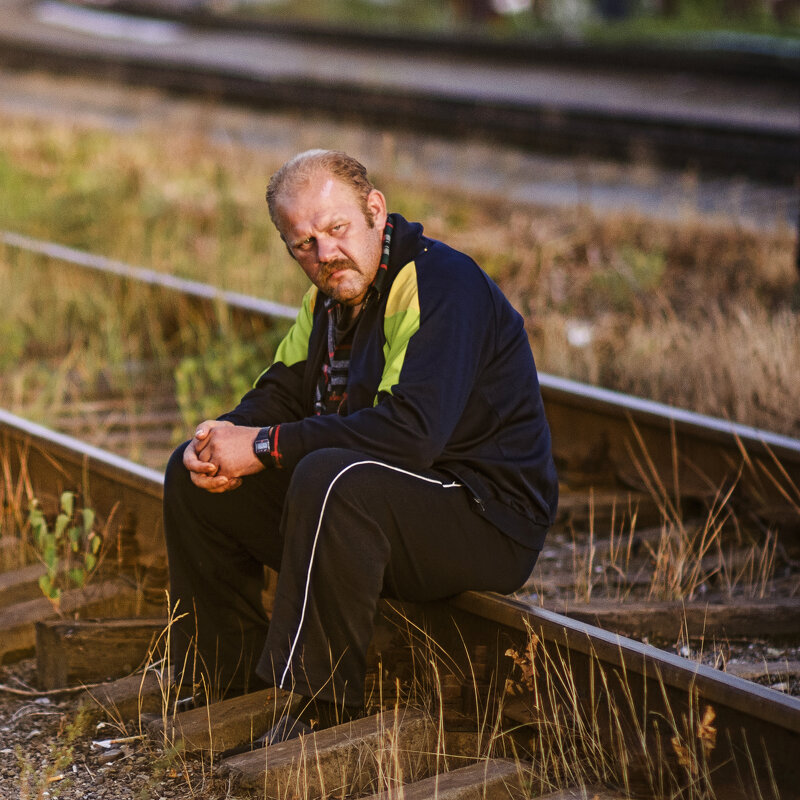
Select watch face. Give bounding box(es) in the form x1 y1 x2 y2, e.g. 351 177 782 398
254 429 271 455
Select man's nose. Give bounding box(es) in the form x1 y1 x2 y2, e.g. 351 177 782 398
316 236 339 264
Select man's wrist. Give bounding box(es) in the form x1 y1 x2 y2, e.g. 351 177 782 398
253 426 275 467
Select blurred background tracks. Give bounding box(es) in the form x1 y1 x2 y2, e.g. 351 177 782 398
0 0 798 185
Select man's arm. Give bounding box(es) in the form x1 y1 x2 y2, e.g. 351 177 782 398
184 288 318 492
217 288 316 427
266 252 508 471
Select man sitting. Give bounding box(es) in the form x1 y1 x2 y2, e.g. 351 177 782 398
163 149 558 734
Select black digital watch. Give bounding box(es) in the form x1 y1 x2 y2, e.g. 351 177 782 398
253 426 274 466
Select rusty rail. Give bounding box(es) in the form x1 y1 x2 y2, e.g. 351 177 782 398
6 230 800 509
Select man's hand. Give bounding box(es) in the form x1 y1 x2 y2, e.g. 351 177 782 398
184 420 264 493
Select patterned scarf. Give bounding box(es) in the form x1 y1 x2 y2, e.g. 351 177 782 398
313 218 394 416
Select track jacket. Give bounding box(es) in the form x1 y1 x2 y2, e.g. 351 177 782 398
220 214 558 550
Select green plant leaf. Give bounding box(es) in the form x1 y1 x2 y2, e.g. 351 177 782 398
38 574 60 603
60 491 75 517
68 567 86 588
43 537 58 572
69 525 82 552
28 504 48 544
84 552 97 572
55 513 70 540
90 533 102 555
82 507 95 536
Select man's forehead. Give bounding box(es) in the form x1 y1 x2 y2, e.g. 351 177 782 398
318 177 337 199
278 174 362 229
284 170 354 204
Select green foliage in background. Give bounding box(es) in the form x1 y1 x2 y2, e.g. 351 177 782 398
174 328 286 428
0 120 308 306
28 491 101 608
588 245 666 312
2 113 798 451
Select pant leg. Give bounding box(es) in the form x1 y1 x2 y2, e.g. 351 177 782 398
259 448 540 709
163 442 291 695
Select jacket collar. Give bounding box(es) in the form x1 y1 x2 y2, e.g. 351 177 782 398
381 213 426 292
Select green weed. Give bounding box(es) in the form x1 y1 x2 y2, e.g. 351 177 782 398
28 491 101 608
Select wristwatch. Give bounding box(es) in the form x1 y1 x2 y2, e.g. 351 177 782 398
253 426 274 466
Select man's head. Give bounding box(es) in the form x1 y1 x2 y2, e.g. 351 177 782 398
266 150 388 307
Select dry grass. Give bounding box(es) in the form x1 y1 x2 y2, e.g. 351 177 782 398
120 609 744 800
0 447 791 798
2 111 797 439
1 110 797 610
546 439 797 608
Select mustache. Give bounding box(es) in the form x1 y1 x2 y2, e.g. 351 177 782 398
321 259 358 279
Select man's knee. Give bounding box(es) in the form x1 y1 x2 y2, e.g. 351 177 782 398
164 441 193 499
286 448 376 511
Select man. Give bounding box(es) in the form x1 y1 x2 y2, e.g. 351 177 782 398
164 149 558 734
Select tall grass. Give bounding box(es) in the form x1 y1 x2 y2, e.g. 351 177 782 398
2 112 797 440
0 244 287 462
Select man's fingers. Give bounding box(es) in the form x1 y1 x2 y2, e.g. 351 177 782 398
193 420 215 439
190 472 239 493
183 444 217 474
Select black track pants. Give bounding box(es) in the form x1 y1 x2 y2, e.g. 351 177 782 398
163 445 540 705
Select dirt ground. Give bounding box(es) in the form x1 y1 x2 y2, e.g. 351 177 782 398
0 657 234 800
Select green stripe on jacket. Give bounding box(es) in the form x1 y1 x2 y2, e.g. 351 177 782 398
253 286 317 386
377 262 420 400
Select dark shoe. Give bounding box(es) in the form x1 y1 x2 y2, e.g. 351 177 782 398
307 699 365 729
262 714 312 745
174 683 252 712
219 714 311 759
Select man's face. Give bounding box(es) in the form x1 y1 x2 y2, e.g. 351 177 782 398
276 172 388 307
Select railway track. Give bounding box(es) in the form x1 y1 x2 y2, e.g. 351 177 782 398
101 0 800 84
2 408 800 798
0 0 798 185
2 235 800 797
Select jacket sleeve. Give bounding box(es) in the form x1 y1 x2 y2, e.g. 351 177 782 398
217 287 316 427
274 253 499 470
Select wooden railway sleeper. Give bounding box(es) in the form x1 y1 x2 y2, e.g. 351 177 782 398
142 686 631 799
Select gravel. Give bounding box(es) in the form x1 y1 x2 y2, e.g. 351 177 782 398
0 659 238 800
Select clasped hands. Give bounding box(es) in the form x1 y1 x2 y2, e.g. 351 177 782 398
183 420 265 493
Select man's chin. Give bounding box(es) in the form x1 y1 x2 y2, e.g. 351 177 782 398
332 292 365 307
325 281 366 305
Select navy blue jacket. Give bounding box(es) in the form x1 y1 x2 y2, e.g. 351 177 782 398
221 214 558 549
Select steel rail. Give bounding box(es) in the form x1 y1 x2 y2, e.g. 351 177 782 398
1 408 798 797
0 16 797 185
75 0 800 84
6 229 800 505
1 231 298 321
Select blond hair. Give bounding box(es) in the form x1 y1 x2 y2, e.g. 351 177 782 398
266 150 376 231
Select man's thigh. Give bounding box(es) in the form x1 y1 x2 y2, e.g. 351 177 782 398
286 448 537 603
373 469 537 602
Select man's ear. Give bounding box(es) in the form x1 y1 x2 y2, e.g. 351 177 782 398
366 189 387 226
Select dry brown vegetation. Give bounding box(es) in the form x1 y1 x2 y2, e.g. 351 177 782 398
437 206 799 438
2 112 797 446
